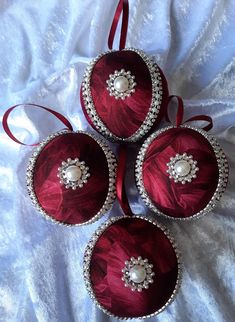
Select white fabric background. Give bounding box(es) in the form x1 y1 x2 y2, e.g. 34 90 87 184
0 0 234 321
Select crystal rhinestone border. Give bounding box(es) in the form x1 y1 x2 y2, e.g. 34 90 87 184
26 130 117 227
135 125 229 220
83 215 181 319
81 48 163 142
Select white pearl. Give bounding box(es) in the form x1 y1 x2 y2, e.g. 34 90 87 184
129 265 146 284
114 76 129 92
65 165 81 181
174 160 191 177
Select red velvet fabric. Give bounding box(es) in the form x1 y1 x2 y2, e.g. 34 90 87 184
142 128 219 218
33 132 110 224
90 217 178 318
81 50 168 139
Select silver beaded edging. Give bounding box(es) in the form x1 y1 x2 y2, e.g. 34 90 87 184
26 130 117 227
81 48 163 142
135 125 229 221
83 215 181 320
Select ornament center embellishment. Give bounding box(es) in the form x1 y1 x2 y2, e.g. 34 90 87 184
166 153 199 184
58 158 90 190
65 165 82 181
122 256 155 292
106 69 136 100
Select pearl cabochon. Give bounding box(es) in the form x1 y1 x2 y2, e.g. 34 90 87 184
174 160 191 177
65 165 82 181
129 265 147 283
114 75 130 92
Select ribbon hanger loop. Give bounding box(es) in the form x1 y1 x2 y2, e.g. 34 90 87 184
183 115 213 132
116 144 133 217
108 0 129 50
166 95 184 127
2 103 73 146
166 95 213 132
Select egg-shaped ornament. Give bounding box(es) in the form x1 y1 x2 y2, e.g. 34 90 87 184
3 104 117 226
80 0 169 143
136 96 229 220
83 215 181 319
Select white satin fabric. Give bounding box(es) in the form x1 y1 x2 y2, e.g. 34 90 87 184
0 1 234 321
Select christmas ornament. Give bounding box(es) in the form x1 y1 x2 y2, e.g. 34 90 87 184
83 146 181 319
80 0 169 142
3 104 117 226
83 215 180 319
136 96 229 220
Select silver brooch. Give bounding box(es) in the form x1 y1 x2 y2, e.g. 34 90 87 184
106 69 136 100
166 153 199 184
58 157 90 190
121 256 155 292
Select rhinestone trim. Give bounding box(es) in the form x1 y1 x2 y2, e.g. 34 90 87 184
81 48 163 142
166 153 199 184
26 130 117 226
122 256 155 292
83 215 181 319
135 125 229 220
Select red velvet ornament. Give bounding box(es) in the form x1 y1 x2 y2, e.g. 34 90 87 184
80 0 169 142
136 96 229 220
81 50 168 143
83 216 180 319
27 130 117 225
2 104 117 226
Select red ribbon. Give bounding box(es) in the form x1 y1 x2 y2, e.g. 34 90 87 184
2 103 73 146
166 95 213 132
108 0 129 50
116 145 133 217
